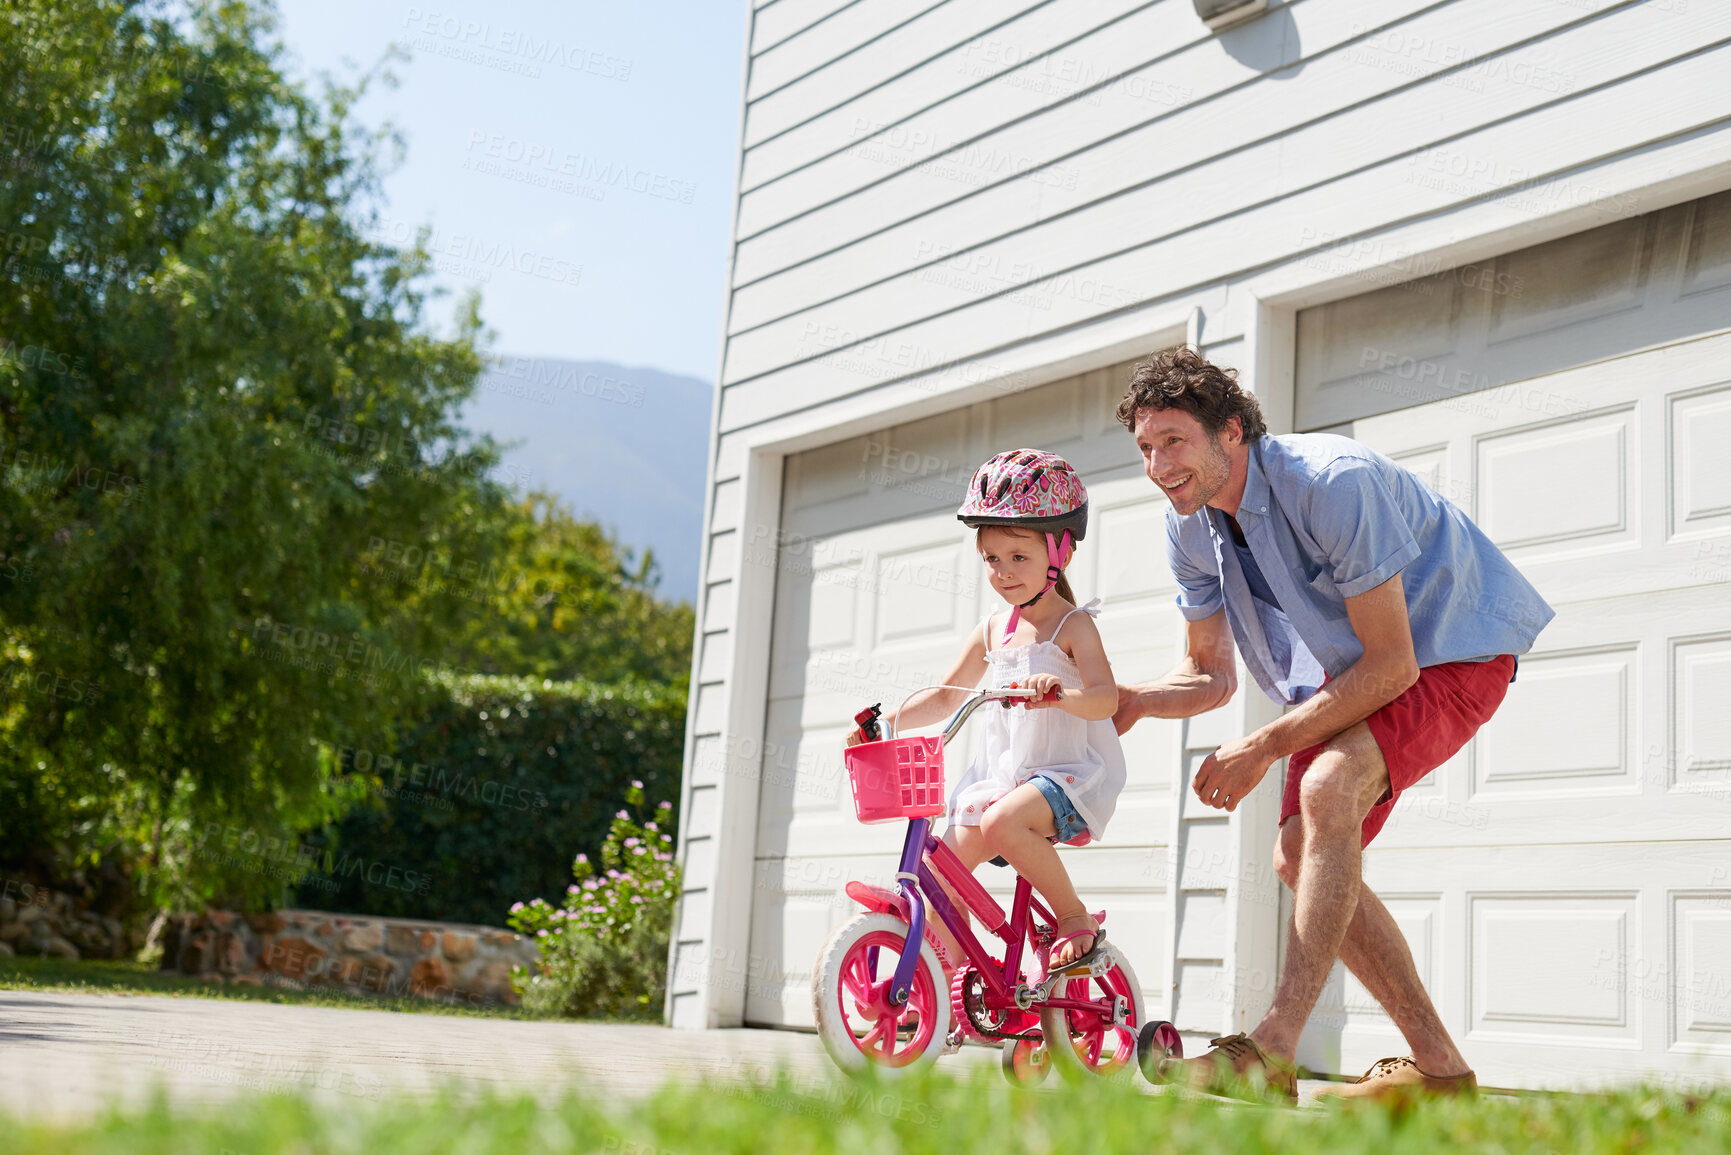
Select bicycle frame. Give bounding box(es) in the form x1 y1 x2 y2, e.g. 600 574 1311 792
877 689 1104 1018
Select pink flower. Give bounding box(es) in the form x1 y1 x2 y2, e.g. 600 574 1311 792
510 902 524 913
624 838 639 848
658 801 672 810
631 779 643 789
616 810 629 819
575 853 588 864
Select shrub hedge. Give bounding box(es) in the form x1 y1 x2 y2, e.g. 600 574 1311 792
305 676 685 927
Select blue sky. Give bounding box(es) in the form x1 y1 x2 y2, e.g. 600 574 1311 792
273 0 747 381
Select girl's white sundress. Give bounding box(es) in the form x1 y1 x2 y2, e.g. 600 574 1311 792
946 599 1128 841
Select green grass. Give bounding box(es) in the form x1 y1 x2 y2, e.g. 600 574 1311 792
0 954 533 1019
4 1068 1729 1154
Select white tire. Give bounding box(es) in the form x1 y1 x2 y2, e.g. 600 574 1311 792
812 912 949 1078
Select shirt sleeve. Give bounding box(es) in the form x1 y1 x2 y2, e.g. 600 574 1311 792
1164 509 1224 621
1304 459 1423 598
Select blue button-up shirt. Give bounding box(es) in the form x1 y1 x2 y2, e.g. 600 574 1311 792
1165 434 1554 706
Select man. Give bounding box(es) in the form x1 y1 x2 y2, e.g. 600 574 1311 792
1111 346 1552 1103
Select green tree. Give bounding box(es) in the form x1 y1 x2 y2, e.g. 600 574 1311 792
0 0 520 913
377 491 695 688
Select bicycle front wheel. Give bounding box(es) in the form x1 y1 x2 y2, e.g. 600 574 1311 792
812 912 949 1078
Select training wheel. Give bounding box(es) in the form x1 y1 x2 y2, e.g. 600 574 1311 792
1136 1020 1183 1083
1001 1035 1051 1087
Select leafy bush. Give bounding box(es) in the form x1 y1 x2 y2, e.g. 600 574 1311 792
307 675 684 927
506 782 679 1020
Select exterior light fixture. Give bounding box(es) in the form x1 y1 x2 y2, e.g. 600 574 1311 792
1193 0 1268 31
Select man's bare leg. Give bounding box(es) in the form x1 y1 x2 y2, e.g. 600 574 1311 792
1263 725 1468 1075
1335 885 1469 1075
1248 723 1391 1062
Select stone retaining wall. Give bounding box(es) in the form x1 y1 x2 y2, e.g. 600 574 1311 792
0 883 130 960
161 908 540 1006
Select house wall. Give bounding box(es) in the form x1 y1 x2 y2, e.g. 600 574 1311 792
670 0 1731 1034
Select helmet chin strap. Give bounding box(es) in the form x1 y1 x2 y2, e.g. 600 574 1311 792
1003 530 1074 643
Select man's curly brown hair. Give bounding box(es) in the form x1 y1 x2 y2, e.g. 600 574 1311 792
1115 346 1268 443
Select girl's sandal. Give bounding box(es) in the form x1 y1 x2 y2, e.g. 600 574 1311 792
1048 917 1104 974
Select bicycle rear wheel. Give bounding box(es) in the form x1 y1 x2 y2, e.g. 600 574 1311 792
1038 952 1142 1082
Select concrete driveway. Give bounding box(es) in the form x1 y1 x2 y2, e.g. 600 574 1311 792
0 989 986 1122
0 989 1337 1122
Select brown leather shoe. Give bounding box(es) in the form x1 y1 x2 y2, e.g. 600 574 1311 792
1317 1056 1478 1103
1157 1033 1297 1103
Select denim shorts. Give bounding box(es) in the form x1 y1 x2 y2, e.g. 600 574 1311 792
1031 775 1088 842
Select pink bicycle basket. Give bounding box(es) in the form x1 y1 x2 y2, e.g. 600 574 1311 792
844 736 946 824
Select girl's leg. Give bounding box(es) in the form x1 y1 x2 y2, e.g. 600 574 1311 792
929 824 991 965
979 783 1097 968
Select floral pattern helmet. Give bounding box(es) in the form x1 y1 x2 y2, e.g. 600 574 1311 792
957 449 1089 637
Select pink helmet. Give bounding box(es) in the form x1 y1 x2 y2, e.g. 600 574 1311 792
957 449 1088 638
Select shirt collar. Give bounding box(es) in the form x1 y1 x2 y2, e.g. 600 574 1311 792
1235 439 1272 522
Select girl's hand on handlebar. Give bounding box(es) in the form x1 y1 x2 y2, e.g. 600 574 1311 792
1022 673 1065 708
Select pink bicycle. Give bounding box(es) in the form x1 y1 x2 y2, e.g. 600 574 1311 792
812 685 1182 1084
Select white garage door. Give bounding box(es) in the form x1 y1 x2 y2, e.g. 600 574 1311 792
746 361 1189 1028
1292 192 1731 1088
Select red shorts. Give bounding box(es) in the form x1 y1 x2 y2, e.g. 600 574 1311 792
1279 655 1517 847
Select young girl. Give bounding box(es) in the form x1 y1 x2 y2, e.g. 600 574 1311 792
864 448 1127 972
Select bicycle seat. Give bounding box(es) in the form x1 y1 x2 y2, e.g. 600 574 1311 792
986 831 1092 867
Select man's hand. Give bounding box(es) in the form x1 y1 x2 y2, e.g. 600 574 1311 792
1192 734 1276 812
1112 684 1143 735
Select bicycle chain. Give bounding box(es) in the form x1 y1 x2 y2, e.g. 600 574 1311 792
956 968 1045 1042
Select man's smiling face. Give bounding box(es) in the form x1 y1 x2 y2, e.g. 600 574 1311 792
1133 406 1239 516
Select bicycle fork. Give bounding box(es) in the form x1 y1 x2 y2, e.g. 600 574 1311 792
884 817 930 1006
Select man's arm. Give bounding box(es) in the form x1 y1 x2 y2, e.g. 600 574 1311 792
1112 610 1238 734
1190 572 1418 812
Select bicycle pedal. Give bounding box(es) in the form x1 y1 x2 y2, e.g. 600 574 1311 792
940 1026 965 1056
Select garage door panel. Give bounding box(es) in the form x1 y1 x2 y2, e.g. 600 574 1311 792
1672 894 1731 1051
1484 216 1654 347
1674 634 1731 783
1475 645 1635 794
1096 499 1177 602
1669 382 1731 539
872 540 971 648
990 377 1085 448
1474 406 1637 556
1470 894 1639 1043
1679 189 1731 296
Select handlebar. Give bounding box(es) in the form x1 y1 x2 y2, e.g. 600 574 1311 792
880 684 1039 744
938 687 1035 744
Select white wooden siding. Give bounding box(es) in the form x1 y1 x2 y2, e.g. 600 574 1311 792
733 1 1718 332
721 37 1731 413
